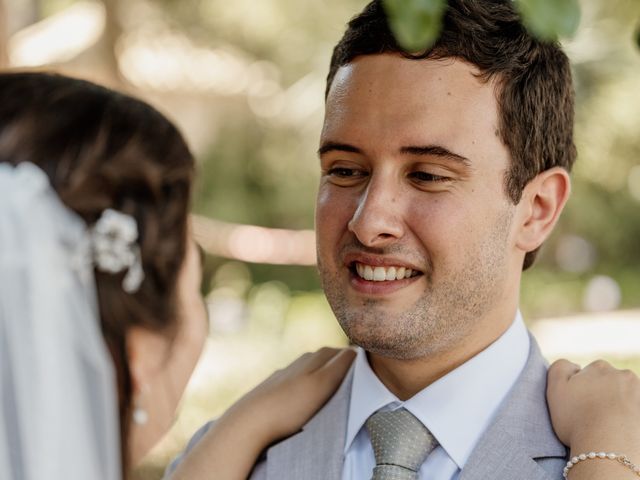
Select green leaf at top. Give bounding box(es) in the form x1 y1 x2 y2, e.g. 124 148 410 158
516 0 581 41
382 0 447 53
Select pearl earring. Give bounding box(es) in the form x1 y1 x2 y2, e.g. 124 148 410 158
132 391 149 425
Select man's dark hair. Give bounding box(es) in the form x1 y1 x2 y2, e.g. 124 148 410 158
327 0 576 270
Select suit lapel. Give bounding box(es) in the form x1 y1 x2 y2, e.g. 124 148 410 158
459 336 567 480
459 429 560 480
265 365 355 480
263 335 566 480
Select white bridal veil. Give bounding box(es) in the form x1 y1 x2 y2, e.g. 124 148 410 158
0 163 121 480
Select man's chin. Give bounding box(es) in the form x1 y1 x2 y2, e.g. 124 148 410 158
338 317 422 358
351 338 427 361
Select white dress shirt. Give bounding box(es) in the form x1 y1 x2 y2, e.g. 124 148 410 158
342 312 530 480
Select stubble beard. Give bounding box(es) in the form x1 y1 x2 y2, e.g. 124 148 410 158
318 210 514 361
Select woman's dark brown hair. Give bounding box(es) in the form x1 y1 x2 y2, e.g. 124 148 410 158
327 0 577 270
0 72 195 470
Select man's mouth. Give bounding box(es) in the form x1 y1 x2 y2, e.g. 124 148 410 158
351 262 421 282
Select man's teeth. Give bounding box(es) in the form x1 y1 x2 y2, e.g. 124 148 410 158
354 263 414 281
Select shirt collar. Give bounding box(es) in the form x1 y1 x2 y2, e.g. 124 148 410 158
344 311 530 470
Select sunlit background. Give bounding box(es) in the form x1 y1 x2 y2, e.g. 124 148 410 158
1 0 639 477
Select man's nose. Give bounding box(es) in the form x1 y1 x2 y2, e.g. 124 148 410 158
347 176 405 248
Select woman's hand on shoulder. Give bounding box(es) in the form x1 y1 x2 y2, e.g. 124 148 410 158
170 347 355 480
229 346 357 443
547 358 640 456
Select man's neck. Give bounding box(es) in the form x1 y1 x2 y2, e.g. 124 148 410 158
367 311 516 400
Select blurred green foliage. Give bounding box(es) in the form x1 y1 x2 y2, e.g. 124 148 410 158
382 0 446 52
516 0 581 41
382 0 582 52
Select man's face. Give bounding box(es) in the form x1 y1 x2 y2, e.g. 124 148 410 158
316 54 522 361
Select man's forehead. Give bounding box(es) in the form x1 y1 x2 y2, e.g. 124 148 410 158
327 54 490 104
321 54 506 166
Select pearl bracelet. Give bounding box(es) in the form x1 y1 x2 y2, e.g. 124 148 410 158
563 451 640 478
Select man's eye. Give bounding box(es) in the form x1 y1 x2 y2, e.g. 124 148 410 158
328 167 358 177
327 167 369 179
409 171 450 183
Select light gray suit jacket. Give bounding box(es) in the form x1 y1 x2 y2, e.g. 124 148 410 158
166 335 567 479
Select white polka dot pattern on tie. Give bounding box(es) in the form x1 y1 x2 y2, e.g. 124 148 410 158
365 408 439 480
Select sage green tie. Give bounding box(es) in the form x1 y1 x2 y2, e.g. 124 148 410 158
365 408 438 480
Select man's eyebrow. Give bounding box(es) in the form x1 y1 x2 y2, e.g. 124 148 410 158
400 145 471 166
318 142 471 167
317 142 363 156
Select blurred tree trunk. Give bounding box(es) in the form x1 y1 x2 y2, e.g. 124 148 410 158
98 0 124 87
0 0 42 69
0 0 8 68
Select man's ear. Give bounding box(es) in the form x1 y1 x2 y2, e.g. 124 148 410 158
515 167 571 254
126 327 170 394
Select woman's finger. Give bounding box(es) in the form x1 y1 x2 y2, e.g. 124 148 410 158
315 348 357 384
547 359 581 390
300 346 348 372
583 359 613 372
